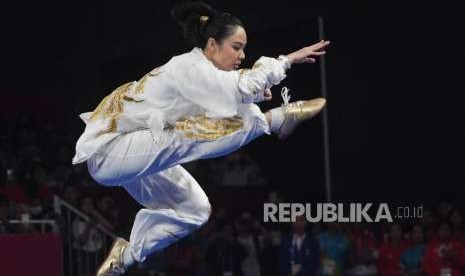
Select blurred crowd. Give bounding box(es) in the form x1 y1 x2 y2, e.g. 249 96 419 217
1 112 465 276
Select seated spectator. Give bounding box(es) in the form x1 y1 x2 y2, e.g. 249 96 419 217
239 152 268 186
62 185 80 207
347 223 378 276
0 194 16 233
234 212 271 276
22 197 55 233
279 215 320 276
164 237 199 276
97 194 120 232
0 160 6 186
436 202 453 223
420 208 437 241
422 222 465 276
400 224 425 276
206 221 247 276
28 197 46 219
450 209 465 244
219 152 268 187
378 223 408 276
318 222 350 276
72 196 114 275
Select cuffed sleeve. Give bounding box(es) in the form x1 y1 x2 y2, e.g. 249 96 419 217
174 51 290 118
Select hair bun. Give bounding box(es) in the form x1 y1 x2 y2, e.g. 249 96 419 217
171 1 243 49
171 2 217 26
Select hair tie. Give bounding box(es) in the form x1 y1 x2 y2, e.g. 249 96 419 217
200 15 209 25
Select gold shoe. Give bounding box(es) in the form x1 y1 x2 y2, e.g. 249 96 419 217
277 98 326 139
96 237 129 276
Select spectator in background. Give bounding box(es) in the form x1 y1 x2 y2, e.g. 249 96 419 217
0 159 6 186
422 222 465 276
378 223 408 276
420 209 437 241
279 215 320 276
219 152 268 187
347 223 378 276
234 212 271 276
312 222 323 236
318 222 350 276
62 185 80 207
450 209 464 244
67 163 95 188
51 163 72 188
436 202 453 223
16 161 40 202
189 210 219 276
28 197 45 219
217 153 248 187
164 237 199 276
97 194 120 232
239 152 268 186
0 194 15 233
206 220 247 276
400 224 425 276
73 196 114 275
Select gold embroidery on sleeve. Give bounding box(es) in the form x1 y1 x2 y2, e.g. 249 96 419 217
135 67 163 94
238 68 250 76
252 62 262 69
89 66 163 135
89 82 135 135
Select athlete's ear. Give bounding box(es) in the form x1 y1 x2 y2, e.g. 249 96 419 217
206 37 217 51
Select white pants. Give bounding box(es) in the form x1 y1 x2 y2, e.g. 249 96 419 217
86 104 269 261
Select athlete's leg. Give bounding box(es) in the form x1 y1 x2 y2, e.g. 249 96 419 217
88 103 269 186
122 165 211 262
96 165 211 273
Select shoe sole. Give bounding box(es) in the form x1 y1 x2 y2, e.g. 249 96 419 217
96 237 127 276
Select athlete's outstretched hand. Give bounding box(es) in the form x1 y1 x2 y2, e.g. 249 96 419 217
287 40 330 64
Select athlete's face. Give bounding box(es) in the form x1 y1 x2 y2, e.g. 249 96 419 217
205 26 247 71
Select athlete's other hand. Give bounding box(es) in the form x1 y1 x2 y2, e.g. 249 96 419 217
287 40 330 64
263 88 272 101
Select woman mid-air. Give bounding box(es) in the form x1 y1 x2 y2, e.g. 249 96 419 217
72 2 329 275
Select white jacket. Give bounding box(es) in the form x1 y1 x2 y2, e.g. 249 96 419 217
72 47 290 164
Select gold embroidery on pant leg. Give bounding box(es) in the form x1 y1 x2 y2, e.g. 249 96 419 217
175 115 244 140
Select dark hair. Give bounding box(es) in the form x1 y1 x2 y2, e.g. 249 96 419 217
171 1 244 48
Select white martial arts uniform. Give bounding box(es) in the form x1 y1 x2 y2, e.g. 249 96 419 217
72 47 290 261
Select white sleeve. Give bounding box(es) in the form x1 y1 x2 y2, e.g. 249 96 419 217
174 61 241 118
174 56 290 118
238 56 291 104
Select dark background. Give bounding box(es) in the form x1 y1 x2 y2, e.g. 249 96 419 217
5 1 465 206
